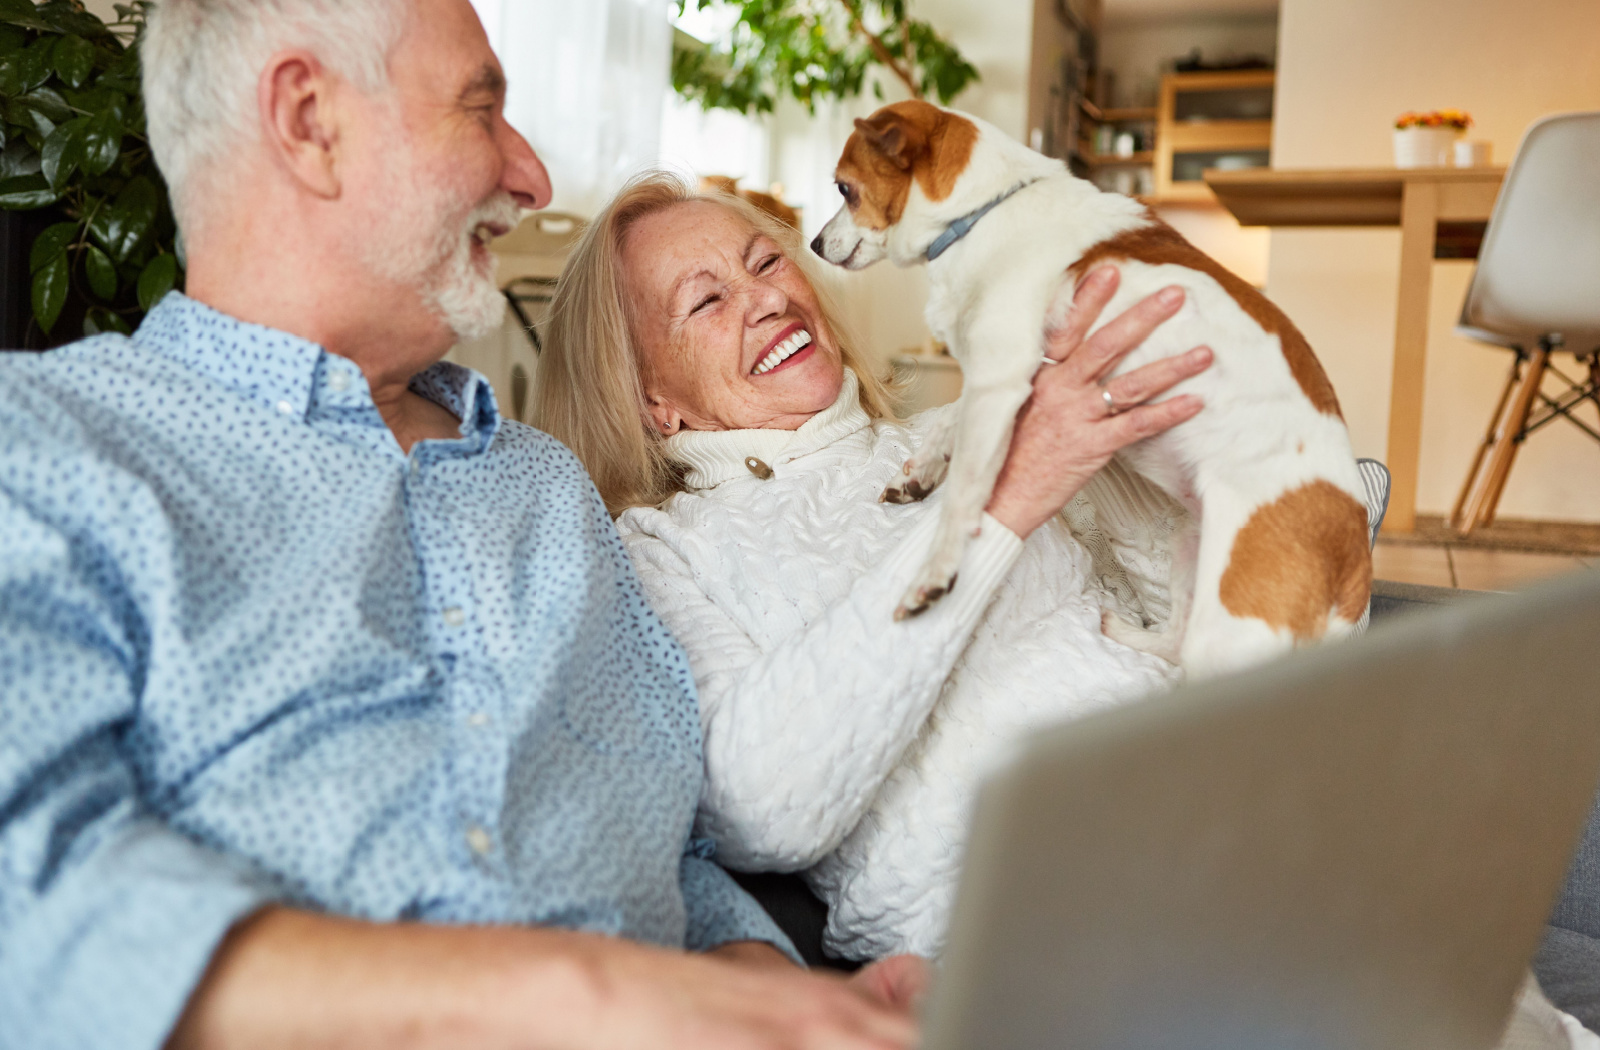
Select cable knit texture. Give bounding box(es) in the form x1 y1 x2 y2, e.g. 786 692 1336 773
616 372 1178 959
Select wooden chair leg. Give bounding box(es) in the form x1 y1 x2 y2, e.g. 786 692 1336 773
1450 354 1522 531
1463 345 1549 532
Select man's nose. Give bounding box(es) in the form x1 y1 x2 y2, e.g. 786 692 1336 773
498 117 552 210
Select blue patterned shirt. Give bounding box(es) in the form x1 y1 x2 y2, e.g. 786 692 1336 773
0 294 792 1050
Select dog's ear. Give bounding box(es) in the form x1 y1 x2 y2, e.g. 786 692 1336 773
854 112 926 172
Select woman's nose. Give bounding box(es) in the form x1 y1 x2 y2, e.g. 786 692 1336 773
498 117 552 210
745 272 788 325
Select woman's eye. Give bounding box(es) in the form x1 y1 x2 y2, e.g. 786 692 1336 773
692 293 720 314
756 255 780 274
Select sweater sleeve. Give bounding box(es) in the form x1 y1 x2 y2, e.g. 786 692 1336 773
622 509 1023 873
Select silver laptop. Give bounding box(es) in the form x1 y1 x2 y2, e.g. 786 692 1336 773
926 571 1600 1050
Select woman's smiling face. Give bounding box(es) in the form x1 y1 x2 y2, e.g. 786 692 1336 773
621 200 846 433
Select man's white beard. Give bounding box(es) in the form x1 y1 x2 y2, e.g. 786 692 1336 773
363 156 522 344
422 192 522 342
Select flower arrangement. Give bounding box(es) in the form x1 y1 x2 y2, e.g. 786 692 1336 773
1395 109 1473 131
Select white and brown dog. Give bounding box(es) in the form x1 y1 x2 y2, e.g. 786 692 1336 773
811 100 1370 677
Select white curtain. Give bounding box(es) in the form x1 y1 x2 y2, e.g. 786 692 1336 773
472 0 672 217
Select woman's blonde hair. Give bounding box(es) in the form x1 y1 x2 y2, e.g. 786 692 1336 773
532 170 897 515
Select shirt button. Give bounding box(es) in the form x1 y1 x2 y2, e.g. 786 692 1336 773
275 400 295 416
744 456 774 480
467 712 490 728
465 826 493 856
442 606 466 627
328 370 352 392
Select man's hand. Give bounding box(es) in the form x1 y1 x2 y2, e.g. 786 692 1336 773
851 955 934 1012
986 266 1211 539
168 908 918 1050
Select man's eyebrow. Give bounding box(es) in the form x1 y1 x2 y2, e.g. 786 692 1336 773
460 64 507 101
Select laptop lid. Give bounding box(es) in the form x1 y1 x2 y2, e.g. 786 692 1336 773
926 571 1600 1050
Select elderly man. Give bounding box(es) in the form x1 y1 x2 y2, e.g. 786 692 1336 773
0 0 924 1046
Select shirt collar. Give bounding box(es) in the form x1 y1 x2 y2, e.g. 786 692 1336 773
667 369 873 491
135 292 323 416
133 292 501 451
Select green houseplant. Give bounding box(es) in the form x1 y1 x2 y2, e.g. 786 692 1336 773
672 0 979 116
0 0 178 344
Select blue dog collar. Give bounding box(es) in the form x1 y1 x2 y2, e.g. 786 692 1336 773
924 179 1039 262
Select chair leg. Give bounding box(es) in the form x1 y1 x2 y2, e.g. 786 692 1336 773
1590 354 1600 430
1450 354 1522 531
1463 345 1549 532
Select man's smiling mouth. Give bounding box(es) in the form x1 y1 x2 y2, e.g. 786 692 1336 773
752 328 813 375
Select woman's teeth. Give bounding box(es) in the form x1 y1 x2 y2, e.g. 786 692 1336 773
753 329 813 374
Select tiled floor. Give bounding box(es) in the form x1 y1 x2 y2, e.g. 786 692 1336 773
1374 540 1595 592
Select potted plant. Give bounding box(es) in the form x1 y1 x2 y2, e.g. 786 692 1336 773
0 0 179 350
1393 109 1473 169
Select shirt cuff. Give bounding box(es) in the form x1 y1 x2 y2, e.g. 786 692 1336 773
679 854 803 965
0 818 279 1050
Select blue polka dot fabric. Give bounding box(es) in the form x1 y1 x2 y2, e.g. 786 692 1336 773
0 293 793 1050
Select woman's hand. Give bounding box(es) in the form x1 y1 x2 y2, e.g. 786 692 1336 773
985 266 1211 539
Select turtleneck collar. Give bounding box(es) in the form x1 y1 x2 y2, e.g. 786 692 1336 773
666 369 873 491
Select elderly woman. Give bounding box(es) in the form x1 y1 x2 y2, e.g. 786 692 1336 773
532 171 1212 962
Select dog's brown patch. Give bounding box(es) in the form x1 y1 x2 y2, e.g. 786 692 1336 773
1219 481 1372 640
836 101 978 230
1071 218 1343 417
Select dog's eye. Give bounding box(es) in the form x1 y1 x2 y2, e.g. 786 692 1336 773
836 181 855 204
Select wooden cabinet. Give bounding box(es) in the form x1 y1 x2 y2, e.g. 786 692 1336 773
1153 70 1275 201
1076 69 1275 204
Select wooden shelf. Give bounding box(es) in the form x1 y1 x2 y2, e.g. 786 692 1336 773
1086 151 1154 167
1078 98 1157 123
1164 119 1273 152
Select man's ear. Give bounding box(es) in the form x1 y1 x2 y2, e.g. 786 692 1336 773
258 50 342 200
853 112 925 172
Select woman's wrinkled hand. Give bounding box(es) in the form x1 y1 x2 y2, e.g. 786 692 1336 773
985 266 1211 539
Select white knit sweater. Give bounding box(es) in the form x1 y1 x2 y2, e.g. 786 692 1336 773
615 372 1181 960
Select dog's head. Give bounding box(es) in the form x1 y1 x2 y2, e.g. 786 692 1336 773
810 100 979 270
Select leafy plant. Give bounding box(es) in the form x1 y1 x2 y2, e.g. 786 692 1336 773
0 0 179 343
672 0 979 116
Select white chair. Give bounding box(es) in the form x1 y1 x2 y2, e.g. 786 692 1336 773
1450 112 1600 535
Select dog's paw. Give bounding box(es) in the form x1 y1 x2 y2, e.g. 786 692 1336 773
1102 610 1180 665
880 476 933 504
879 453 952 505
895 573 959 621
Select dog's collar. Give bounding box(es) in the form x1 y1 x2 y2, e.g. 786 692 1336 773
924 179 1039 262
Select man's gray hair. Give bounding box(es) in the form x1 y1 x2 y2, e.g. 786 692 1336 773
142 0 409 225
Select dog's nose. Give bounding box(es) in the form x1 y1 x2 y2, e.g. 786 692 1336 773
809 234 825 258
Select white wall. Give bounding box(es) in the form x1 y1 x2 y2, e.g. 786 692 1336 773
1269 0 1600 522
